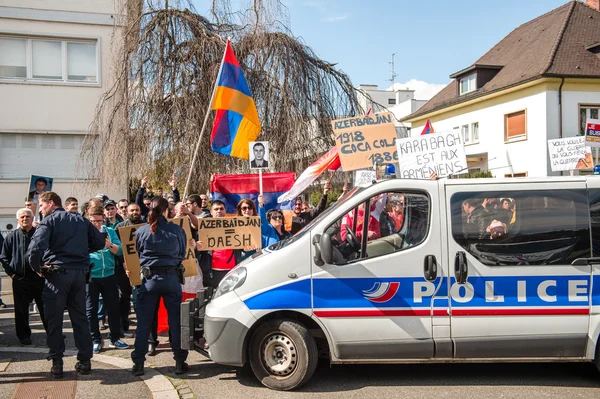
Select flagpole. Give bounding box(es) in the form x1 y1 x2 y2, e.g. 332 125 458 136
259 168 263 196
183 40 228 200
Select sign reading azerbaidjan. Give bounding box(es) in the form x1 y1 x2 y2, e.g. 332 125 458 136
118 217 198 286
197 216 262 250
332 112 398 172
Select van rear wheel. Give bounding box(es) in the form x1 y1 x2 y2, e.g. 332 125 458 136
248 319 318 391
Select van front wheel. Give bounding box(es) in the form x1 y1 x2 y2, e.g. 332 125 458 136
248 319 318 391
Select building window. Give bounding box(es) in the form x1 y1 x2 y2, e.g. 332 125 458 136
580 104 600 136
504 172 528 178
0 35 98 83
459 74 476 95
388 98 396 105
462 125 470 143
471 122 479 142
504 110 526 142
0 38 26 78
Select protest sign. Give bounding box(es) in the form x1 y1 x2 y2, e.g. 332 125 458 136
396 130 468 179
585 118 600 147
197 216 261 250
332 112 398 172
27 175 53 204
548 136 593 171
249 141 270 169
354 170 376 187
118 217 198 286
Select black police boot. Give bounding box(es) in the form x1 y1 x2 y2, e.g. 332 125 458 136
75 360 92 375
51 358 63 379
131 363 144 376
174 361 189 375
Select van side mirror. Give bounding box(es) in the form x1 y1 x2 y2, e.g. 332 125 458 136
313 233 334 265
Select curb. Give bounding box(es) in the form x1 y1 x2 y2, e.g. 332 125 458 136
0 346 179 399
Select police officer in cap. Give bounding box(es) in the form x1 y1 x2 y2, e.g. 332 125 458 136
131 197 189 376
28 192 106 379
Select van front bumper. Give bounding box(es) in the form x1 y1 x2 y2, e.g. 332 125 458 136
205 315 249 367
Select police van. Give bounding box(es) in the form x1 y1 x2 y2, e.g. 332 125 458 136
182 176 600 391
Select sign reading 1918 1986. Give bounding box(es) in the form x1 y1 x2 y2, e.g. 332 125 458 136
331 112 398 172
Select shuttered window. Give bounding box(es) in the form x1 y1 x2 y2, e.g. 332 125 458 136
505 110 526 141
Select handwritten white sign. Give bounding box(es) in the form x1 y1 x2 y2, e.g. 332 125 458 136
354 170 376 187
548 136 592 171
396 130 467 179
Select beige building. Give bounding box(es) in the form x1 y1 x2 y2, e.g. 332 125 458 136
0 0 125 232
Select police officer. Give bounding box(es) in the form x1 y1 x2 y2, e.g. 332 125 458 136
28 192 106 379
131 197 188 376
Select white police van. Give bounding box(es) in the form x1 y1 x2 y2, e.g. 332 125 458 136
182 176 600 391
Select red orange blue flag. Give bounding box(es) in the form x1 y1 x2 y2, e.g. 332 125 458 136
210 40 261 159
421 119 435 135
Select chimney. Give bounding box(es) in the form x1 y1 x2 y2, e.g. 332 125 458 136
587 0 600 11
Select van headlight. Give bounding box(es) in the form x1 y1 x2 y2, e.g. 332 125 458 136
213 267 247 299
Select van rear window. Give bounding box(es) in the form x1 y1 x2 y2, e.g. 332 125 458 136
450 190 590 266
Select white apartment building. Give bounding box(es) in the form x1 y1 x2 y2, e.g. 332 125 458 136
0 1 125 232
403 0 600 178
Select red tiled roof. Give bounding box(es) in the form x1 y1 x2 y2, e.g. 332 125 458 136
403 1 600 122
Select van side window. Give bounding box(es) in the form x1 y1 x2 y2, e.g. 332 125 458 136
325 192 430 264
450 190 590 266
588 189 600 257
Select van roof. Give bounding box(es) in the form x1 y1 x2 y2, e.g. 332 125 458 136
442 176 588 185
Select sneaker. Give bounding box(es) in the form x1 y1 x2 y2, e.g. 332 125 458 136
93 341 103 353
109 339 129 349
0 299 6 309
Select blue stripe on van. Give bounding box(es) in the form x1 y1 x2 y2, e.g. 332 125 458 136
244 279 311 310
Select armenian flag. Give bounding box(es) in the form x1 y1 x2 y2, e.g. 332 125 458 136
210 40 261 159
421 119 435 135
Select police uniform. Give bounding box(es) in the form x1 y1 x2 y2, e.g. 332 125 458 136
28 206 105 377
131 216 188 371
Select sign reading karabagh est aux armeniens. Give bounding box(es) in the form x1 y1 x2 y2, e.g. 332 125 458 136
396 130 468 179
332 112 398 172
197 216 262 250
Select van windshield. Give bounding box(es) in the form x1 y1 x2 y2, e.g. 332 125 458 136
268 186 365 251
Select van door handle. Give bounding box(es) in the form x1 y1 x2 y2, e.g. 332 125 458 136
423 255 437 281
454 251 468 285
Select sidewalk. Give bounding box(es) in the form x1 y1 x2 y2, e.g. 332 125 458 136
0 276 195 399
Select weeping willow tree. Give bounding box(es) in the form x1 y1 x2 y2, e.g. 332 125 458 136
82 0 363 194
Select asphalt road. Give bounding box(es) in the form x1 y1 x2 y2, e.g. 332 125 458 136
179 353 600 399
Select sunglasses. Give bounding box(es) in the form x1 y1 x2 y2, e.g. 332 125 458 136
241 206 253 211
271 215 283 220
393 201 404 206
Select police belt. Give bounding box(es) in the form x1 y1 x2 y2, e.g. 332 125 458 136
148 266 178 274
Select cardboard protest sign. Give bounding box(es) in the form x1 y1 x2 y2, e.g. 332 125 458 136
354 170 376 187
249 141 270 169
585 118 600 147
548 136 593 171
396 130 468 179
118 217 198 286
197 216 261 250
332 112 398 172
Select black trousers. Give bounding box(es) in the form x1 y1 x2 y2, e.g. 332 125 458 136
114 264 132 331
43 268 92 361
12 274 47 340
132 270 187 364
211 270 229 289
86 275 121 343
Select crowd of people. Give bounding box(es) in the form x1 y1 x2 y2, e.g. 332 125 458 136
0 177 335 379
461 197 516 240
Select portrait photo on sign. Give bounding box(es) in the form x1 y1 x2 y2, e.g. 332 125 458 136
27 175 53 203
249 141 269 169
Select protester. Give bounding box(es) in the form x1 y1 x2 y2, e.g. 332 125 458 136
257 195 290 247
115 204 144 228
290 182 330 234
25 200 41 227
136 177 152 217
1 208 48 344
104 200 124 228
185 194 210 219
0 231 4 308
234 199 260 260
131 197 188 376
65 197 79 214
28 192 106 379
117 199 129 219
86 207 129 353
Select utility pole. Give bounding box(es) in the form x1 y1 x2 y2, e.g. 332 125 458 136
387 52 398 86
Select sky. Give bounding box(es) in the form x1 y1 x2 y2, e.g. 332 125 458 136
191 0 569 99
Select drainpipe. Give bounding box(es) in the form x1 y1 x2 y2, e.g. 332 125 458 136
558 78 565 176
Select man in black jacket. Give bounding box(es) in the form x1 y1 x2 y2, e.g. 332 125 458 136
28 192 106 379
1 208 48 344
136 177 180 217
0 232 6 308
290 182 330 234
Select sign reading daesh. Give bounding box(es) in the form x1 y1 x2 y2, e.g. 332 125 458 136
197 216 262 250
332 112 398 171
118 217 198 286
396 130 468 179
